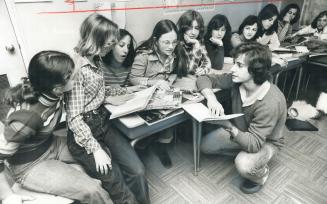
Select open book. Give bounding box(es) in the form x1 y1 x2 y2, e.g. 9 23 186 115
145 89 182 110
183 103 243 122
105 85 157 119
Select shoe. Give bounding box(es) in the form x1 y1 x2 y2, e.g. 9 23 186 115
153 143 172 169
240 179 263 194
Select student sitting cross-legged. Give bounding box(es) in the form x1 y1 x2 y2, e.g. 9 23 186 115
197 42 287 194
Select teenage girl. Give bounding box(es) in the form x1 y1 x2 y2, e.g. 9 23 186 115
0 51 113 204
204 14 232 70
231 15 260 48
65 13 138 204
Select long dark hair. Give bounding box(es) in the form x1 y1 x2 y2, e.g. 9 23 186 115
5 51 74 106
311 10 327 31
279 4 301 25
238 15 261 41
177 10 205 43
258 4 279 36
137 19 189 77
204 14 232 55
102 29 136 67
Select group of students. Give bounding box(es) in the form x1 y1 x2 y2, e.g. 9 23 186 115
1 3 327 204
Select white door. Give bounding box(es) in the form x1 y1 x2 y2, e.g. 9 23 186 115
0 1 26 87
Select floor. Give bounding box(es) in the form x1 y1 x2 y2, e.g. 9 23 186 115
139 116 327 204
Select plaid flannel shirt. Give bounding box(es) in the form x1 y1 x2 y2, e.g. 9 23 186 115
65 55 105 154
182 42 211 75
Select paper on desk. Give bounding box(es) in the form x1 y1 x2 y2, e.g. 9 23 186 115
295 46 309 53
183 103 243 123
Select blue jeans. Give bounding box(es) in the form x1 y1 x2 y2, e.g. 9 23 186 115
105 123 150 204
9 136 113 204
201 127 277 184
67 105 139 204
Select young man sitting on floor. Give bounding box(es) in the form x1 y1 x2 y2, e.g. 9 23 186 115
196 42 287 194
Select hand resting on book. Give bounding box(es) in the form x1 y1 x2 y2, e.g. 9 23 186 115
105 93 135 106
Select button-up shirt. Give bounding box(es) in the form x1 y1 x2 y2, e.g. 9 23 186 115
65 54 105 154
130 49 175 86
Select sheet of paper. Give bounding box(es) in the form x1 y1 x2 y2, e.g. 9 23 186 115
183 103 243 122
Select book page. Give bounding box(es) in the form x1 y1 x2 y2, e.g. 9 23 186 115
105 85 157 119
183 103 243 122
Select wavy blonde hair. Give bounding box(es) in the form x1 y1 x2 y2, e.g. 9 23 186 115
75 13 118 57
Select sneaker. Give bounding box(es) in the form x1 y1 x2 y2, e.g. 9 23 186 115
240 179 263 194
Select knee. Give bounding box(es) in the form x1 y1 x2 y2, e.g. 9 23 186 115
131 163 145 177
234 151 252 176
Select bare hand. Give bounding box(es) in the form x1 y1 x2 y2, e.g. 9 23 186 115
93 148 112 175
184 34 200 48
155 80 170 90
126 85 147 93
207 99 225 116
210 37 223 46
3 193 35 204
105 94 135 106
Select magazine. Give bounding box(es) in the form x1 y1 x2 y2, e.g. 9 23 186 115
137 109 185 126
145 89 182 110
183 103 243 123
105 85 157 119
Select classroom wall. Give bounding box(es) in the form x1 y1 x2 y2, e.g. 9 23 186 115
8 0 280 64
7 0 322 68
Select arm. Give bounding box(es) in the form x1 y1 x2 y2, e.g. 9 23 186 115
231 33 242 48
197 74 233 115
268 32 281 50
194 45 212 76
130 53 151 86
65 70 101 154
278 21 291 42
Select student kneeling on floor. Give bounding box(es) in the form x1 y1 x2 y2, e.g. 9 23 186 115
196 42 287 194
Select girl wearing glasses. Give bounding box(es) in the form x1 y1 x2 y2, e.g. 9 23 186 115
65 13 138 204
99 28 150 204
130 19 188 168
204 14 232 70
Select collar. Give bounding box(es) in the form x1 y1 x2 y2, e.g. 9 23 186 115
38 93 60 107
239 81 271 107
75 54 100 71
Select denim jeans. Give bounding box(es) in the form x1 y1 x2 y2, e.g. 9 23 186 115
9 136 113 204
105 123 150 204
201 127 277 184
67 105 138 204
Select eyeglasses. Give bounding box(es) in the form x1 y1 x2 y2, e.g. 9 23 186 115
159 40 178 47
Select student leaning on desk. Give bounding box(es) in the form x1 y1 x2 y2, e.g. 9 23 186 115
130 19 188 168
196 42 287 194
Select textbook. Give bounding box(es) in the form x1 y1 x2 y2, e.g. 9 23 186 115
183 103 243 123
105 85 157 119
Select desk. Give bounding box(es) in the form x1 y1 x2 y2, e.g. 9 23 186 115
273 55 308 100
113 110 205 175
